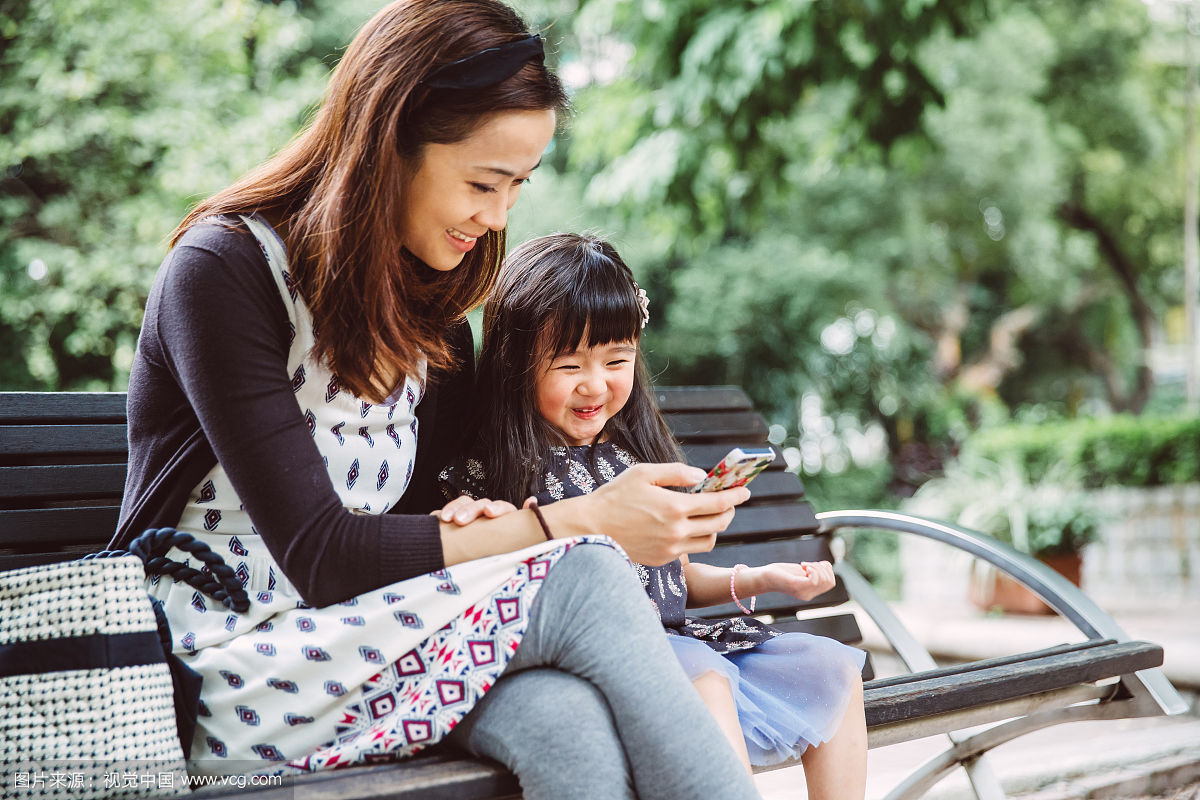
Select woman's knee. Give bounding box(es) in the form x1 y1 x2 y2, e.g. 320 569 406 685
456 668 622 754
452 669 632 799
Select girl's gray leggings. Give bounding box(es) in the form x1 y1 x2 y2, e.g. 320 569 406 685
446 543 762 800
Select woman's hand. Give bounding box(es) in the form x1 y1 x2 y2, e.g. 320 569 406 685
741 560 835 602
434 495 519 526
570 462 751 566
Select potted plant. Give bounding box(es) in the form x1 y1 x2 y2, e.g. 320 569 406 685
904 453 1103 614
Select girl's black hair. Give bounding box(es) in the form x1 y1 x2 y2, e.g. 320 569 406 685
470 232 682 504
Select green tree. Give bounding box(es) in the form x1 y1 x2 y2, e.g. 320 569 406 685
0 0 375 389
549 0 1182 496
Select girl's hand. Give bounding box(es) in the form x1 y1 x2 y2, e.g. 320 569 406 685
581 462 751 566
745 560 835 602
434 495 519 526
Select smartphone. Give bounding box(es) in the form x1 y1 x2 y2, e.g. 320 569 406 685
689 447 776 493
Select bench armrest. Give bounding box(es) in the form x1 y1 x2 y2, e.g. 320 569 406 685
816 509 1189 717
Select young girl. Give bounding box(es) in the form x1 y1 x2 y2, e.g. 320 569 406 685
441 232 868 799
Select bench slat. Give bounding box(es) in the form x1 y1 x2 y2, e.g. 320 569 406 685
769 612 863 644
0 547 99 571
0 506 120 547
864 640 1114 690
663 411 768 442
863 640 1164 727
653 385 752 413
0 392 127 424
0 425 128 457
193 752 520 800
720 503 820 539
0 464 127 501
743 470 805 503
693 536 835 570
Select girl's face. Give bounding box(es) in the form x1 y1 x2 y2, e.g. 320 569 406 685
399 109 556 271
535 339 638 446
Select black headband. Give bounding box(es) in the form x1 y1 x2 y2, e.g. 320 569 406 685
423 34 545 90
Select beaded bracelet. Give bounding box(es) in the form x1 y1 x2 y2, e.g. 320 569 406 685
730 564 755 615
528 501 553 541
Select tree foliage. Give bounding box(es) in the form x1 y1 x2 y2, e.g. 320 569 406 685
1 0 1191 508
0 0 375 388
547 0 1188 495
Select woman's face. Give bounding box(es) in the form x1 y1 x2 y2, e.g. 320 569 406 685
400 109 556 271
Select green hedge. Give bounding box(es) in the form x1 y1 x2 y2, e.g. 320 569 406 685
964 415 1200 489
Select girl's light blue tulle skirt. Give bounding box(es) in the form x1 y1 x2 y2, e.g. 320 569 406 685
667 632 866 766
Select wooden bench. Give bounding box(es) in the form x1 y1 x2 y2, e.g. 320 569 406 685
0 387 1187 800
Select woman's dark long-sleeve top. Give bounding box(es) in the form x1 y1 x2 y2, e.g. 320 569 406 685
112 218 474 607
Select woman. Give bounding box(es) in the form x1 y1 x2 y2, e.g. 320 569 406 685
112 1 761 798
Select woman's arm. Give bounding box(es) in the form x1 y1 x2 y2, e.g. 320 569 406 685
146 225 446 606
439 462 751 568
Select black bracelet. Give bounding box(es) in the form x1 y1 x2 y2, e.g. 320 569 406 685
528 501 553 541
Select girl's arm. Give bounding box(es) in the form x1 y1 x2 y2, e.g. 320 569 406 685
681 558 836 608
440 462 751 568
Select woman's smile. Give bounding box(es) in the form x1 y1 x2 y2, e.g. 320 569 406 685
446 227 479 253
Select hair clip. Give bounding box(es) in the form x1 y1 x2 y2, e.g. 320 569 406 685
422 34 545 90
632 281 650 329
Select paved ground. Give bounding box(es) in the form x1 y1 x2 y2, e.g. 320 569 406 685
1122 781 1200 799
753 600 1200 800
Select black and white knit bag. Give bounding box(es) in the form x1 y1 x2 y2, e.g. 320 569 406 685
0 529 249 798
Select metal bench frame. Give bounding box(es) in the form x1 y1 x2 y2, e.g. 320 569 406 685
816 510 1186 799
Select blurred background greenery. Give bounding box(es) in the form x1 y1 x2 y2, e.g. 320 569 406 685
4 0 1199 583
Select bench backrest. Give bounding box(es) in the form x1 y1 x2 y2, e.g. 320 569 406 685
0 387 867 671
0 392 128 570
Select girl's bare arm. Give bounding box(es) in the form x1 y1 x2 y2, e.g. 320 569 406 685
681 558 837 608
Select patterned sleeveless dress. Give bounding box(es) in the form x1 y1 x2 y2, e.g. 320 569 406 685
442 441 866 766
150 215 612 777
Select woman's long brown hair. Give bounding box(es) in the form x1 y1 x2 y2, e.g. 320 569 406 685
172 0 568 402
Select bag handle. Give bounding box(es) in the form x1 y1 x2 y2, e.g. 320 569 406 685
87 527 250 613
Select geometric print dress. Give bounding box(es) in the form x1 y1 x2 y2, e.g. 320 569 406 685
149 215 615 777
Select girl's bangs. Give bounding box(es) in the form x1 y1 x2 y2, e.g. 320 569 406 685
544 270 643 357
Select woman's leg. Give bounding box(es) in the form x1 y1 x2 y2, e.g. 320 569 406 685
800 663 867 800
509 543 762 800
447 668 634 800
691 671 753 774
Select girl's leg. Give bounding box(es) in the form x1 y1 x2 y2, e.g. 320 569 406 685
447 668 634 800
511 543 762 800
691 671 753 774
799 664 867 800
